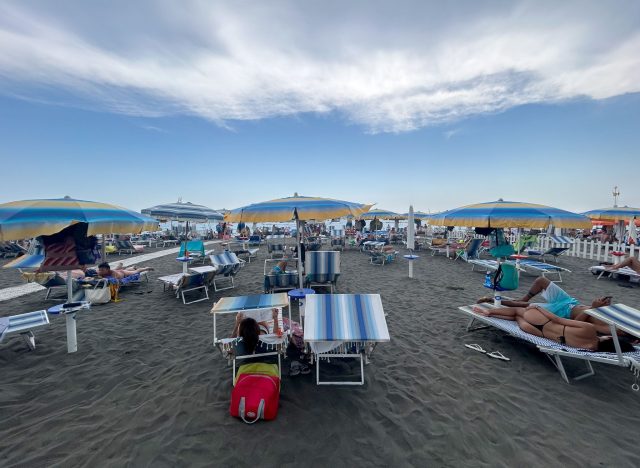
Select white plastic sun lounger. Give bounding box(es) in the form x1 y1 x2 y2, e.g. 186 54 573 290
0 310 50 351
458 303 640 383
589 265 640 282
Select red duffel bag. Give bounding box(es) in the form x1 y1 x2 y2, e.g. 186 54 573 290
230 373 280 424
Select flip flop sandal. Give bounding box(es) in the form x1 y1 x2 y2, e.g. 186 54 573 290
464 343 486 354
487 351 510 361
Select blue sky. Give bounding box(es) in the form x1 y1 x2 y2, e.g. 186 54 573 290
0 1 638 214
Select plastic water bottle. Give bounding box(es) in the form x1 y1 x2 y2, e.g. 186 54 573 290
484 271 492 288
494 294 502 306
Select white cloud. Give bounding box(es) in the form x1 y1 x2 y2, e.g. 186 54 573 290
0 0 638 133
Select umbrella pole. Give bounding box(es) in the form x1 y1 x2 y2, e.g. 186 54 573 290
65 269 78 353
297 219 304 289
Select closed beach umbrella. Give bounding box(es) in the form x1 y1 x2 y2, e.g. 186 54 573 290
407 206 415 251
628 217 638 245
429 199 591 229
225 195 371 287
0 197 158 241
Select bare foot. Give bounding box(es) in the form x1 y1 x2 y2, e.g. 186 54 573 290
472 305 491 316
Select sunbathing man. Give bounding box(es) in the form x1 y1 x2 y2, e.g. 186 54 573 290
605 257 640 274
97 262 153 280
471 304 635 352
478 276 614 334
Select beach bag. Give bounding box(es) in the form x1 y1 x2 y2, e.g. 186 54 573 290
230 367 280 424
494 262 519 291
489 228 514 258
84 282 111 304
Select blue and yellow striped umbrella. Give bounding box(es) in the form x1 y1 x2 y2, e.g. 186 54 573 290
583 206 640 223
360 209 406 220
224 195 372 223
429 199 591 229
0 197 159 241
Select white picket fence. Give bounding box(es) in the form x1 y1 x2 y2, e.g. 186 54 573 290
511 235 640 263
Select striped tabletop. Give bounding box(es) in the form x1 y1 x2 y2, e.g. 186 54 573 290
211 293 290 314
304 294 390 342
585 303 640 339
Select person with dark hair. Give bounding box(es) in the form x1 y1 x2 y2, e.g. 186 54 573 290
471 304 636 353
231 309 281 359
97 262 153 280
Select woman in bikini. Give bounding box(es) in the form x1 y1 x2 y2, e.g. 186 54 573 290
471 304 634 352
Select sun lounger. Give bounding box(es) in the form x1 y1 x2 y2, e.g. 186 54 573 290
0 310 50 350
227 242 259 263
469 258 570 281
589 265 640 282
179 240 206 263
209 252 243 291
211 293 291 382
0 242 27 258
305 251 340 293
248 235 262 246
369 249 397 265
263 258 299 293
455 238 483 262
527 235 573 262
459 302 640 383
361 241 385 253
157 270 215 304
20 271 76 300
304 294 390 385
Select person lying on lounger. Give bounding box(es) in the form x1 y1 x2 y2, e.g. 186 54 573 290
97 262 153 280
471 304 635 352
605 257 640 274
477 276 615 334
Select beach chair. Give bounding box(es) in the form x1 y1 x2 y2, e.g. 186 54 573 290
227 242 259 263
513 234 538 254
527 235 573 262
19 271 74 301
211 294 291 383
455 238 484 262
263 258 299 293
429 238 459 257
179 240 206 263
517 259 571 282
113 239 140 255
589 265 640 282
266 235 287 259
304 294 390 385
248 235 262 246
157 270 215 304
0 310 50 350
458 302 640 383
209 252 243 291
369 248 398 265
305 251 340 293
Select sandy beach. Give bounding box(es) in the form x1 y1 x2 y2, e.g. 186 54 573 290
1 243 639 467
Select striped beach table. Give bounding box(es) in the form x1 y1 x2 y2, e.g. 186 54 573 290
304 294 390 385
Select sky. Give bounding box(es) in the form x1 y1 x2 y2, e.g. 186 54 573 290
0 0 638 215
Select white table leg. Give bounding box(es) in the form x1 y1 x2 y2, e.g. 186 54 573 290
65 313 77 353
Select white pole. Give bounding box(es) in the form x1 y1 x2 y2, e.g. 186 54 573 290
408 261 414 278
65 312 78 353
66 269 73 303
297 218 304 288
